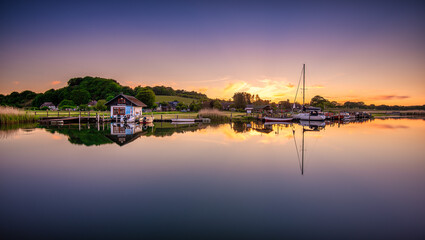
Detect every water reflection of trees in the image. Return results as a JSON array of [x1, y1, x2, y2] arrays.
[[230, 118, 376, 134], [41, 124, 114, 146], [36, 122, 210, 146], [0, 123, 37, 139]]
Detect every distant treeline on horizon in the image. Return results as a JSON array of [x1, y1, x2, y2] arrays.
[[0, 76, 424, 111], [0, 76, 208, 109]]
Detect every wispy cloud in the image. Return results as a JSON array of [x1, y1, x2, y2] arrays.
[[13, 81, 19, 85], [371, 124, 409, 129], [371, 95, 410, 100], [51, 81, 61, 85]]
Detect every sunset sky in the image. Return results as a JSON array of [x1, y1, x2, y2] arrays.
[[0, 0, 424, 105]]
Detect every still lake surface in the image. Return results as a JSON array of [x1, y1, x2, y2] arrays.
[[1, 118, 424, 239]]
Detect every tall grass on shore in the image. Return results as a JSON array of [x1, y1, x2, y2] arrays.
[[0, 107, 38, 124], [197, 109, 231, 123]]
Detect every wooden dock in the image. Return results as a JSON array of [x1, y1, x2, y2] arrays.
[[39, 116, 111, 125]]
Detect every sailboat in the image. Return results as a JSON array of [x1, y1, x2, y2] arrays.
[[292, 64, 326, 121]]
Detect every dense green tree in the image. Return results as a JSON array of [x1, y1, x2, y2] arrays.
[[233, 92, 252, 109], [122, 86, 135, 96], [310, 95, 330, 109], [176, 102, 188, 111], [106, 94, 115, 101], [95, 100, 107, 111], [210, 100, 222, 110], [136, 88, 156, 108], [189, 101, 202, 112], [71, 89, 91, 105], [152, 86, 176, 95], [58, 99, 76, 109], [79, 104, 89, 111]]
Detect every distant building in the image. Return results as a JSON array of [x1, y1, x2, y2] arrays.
[[40, 102, 57, 110], [253, 105, 273, 113], [105, 93, 147, 118], [221, 102, 232, 111], [156, 101, 179, 112], [168, 101, 179, 111], [87, 100, 97, 107], [245, 104, 254, 113]]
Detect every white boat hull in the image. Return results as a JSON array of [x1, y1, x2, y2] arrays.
[[263, 117, 293, 122], [299, 120, 326, 127], [264, 121, 292, 125], [171, 118, 195, 122], [293, 113, 326, 121]]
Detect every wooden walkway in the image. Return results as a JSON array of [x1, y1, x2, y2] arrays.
[[39, 116, 111, 125]]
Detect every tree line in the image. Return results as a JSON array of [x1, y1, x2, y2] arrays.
[[0, 76, 207, 110]]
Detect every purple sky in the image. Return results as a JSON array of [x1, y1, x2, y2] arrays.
[[1, 0, 424, 104]]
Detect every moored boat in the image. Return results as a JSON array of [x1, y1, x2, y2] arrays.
[[293, 112, 326, 121], [291, 65, 326, 121], [263, 116, 293, 122], [141, 116, 154, 123], [171, 118, 195, 122]]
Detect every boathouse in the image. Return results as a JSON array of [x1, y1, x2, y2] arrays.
[[105, 93, 147, 118]]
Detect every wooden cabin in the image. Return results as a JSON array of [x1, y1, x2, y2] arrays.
[[105, 93, 147, 118]]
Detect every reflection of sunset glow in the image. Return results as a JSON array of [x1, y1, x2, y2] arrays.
[[51, 135, 62, 140]]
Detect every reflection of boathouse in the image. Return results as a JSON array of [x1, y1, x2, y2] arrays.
[[106, 123, 147, 146]]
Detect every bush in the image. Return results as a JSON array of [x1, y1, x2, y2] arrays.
[[95, 100, 107, 111], [79, 104, 89, 111], [59, 99, 75, 108], [60, 105, 76, 110]]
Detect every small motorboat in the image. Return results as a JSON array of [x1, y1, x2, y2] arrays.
[[171, 118, 195, 122], [263, 116, 293, 122]]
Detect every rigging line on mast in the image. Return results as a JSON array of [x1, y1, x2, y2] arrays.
[[292, 66, 304, 113]]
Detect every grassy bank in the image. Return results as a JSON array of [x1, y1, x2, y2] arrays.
[[155, 96, 200, 105], [0, 107, 38, 124]]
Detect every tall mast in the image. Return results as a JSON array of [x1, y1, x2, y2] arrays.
[[303, 63, 305, 107]]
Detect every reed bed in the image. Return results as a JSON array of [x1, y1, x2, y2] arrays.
[[198, 109, 231, 123], [0, 107, 38, 124]]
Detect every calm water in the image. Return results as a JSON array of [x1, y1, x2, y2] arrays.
[[1, 118, 424, 239]]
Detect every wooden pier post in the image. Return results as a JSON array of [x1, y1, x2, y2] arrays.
[[58, 111, 59, 117], [161, 115, 163, 121], [47, 110, 48, 117], [35, 111, 37, 116], [69, 110, 70, 117]]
